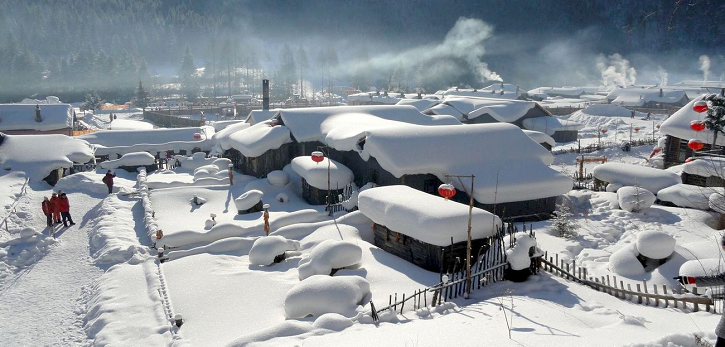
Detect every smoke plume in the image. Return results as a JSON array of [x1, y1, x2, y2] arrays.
[[699, 55, 711, 81], [657, 66, 668, 86], [596, 53, 637, 88]]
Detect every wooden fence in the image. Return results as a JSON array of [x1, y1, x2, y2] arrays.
[[0, 177, 29, 233], [540, 252, 722, 313], [553, 138, 657, 156]]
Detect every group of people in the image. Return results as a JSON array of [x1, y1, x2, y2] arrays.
[[41, 192, 75, 228]]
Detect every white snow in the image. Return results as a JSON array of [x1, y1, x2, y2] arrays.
[[298, 239, 362, 280], [98, 152, 155, 170], [522, 116, 584, 135], [592, 162, 680, 193], [249, 235, 301, 266], [522, 129, 556, 147], [234, 189, 263, 211], [609, 244, 645, 276], [0, 133, 95, 181], [290, 156, 354, 190], [81, 126, 215, 157], [358, 185, 501, 246], [659, 95, 725, 146], [0, 103, 72, 131], [442, 96, 537, 123], [283, 275, 371, 318], [108, 119, 154, 130], [227, 120, 292, 157], [267, 170, 289, 186], [608, 87, 687, 107], [395, 98, 440, 111], [635, 230, 675, 259], [657, 184, 722, 210], [617, 186, 656, 212], [683, 156, 725, 179], [506, 234, 538, 270]]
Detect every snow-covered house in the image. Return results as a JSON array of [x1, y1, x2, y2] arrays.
[[81, 126, 215, 161], [0, 103, 74, 135], [290, 156, 354, 206], [438, 83, 523, 100], [0, 133, 95, 185], [359, 185, 502, 272], [347, 91, 404, 105], [608, 87, 688, 108], [680, 156, 725, 187], [659, 96, 720, 168], [424, 96, 584, 142]]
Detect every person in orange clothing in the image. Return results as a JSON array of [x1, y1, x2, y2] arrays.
[[49, 192, 61, 224], [58, 193, 75, 227], [41, 196, 52, 227]]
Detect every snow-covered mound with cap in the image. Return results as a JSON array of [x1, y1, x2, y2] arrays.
[[636, 230, 675, 260], [298, 239, 362, 280], [234, 190, 263, 211], [249, 236, 301, 266], [592, 163, 680, 194], [99, 152, 155, 170], [617, 186, 656, 212], [506, 234, 539, 271], [284, 275, 371, 318]]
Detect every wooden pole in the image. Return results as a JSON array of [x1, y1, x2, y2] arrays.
[[465, 175, 475, 299]]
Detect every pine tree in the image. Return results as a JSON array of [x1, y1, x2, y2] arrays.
[[701, 93, 725, 149], [134, 81, 149, 109], [551, 202, 577, 239], [179, 47, 199, 102]]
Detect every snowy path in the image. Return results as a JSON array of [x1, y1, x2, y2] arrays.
[[0, 190, 104, 346]]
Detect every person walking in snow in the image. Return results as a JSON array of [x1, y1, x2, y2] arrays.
[[58, 193, 75, 227], [49, 192, 62, 224], [676, 234, 725, 347], [102, 170, 115, 194], [41, 196, 52, 227]]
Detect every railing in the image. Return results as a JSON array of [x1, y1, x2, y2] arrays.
[[0, 177, 30, 233]]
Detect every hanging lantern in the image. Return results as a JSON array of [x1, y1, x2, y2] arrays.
[[437, 183, 456, 200], [311, 151, 325, 163], [688, 139, 705, 151], [193, 132, 202, 141], [693, 101, 709, 113], [634, 127, 640, 133], [690, 120, 707, 132]]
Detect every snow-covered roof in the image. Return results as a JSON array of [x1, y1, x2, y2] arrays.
[[522, 130, 556, 147], [682, 156, 725, 179], [108, 119, 153, 131], [81, 126, 215, 157], [290, 156, 354, 190], [358, 185, 502, 246], [522, 116, 584, 135], [440, 84, 522, 100], [591, 163, 681, 193], [227, 121, 291, 157], [0, 133, 94, 181], [0, 104, 72, 131], [395, 99, 440, 111], [213, 122, 251, 152], [99, 152, 156, 170], [440, 96, 543, 123], [425, 104, 465, 119], [659, 95, 724, 145], [608, 88, 688, 106], [347, 92, 401, 104], [362, 123, 572, 203], [571, 104, 642, 118], [246, 109, 279, 125], [527, 87, 586, 98]]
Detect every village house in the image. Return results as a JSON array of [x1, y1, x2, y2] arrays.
[[659, 96, 722, 171], [607, 87, 689, 109], [0, 103, 75, 135]]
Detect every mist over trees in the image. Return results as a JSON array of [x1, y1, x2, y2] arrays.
[[0, 0, 722, 103]]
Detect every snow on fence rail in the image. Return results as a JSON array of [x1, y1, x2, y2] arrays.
[[0, 177, 29, 233], [552, 138, 657, 156], [539, 251, 723, 313]]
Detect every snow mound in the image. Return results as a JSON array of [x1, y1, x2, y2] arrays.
[[606, 183, 623, 193], [290, 156, 354, 190], [710, 193, 725, 214], [249, 236, 301, 266], [0, 228, 56, 274], [227, 321, 312, 347], [617, 186, 656, 212], [234, 190, 263, 211], [89, 195, 149, 265], [312, 313, 354, 331], [636, 230, 675, 259], [284, 275, 371, 318], [609, 244, 645, 277], [298, 239, 362, 280], [99, 152, 155, 170], [0, 133, 94, 181], [108, 119, 153, 130], [506, 234, 538, 271], [267, 170, 289, 187], [657, 184, 722, 210], [682, 156, 725, 179], [212, 158, 232, 171], [176, 152, 212, 170], [592, 163, 680, 194], [193, 164, 220, 176]]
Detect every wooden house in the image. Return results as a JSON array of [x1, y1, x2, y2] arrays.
[[659, 96, 723, 169], [0, 103, 74, 135]]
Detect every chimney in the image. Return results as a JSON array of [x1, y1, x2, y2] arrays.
[[659, 88, 663, 97], [262, 79, 270, 111]]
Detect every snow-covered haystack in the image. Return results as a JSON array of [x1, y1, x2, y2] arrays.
[[99, 152, 156, 170], [657, 184, 722, 210], [636, 230, 675, 260], [609, 244, 645, 276], [267, 170, 289, 187], [234, 190, 263, 212], [617, 186, 656, 212], [249, 236, 301, 266], [592, 163, 680, 194], [298, 239, 362, 280], [284, 275, 371, 318], [290, 156, 354, 190]]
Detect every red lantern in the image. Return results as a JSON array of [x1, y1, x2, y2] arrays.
[[688, 139, 705, 151], [193, 132, 202, 141], [634, 127, 640, 133], [438, 183, 456, 200], [690, 120, 706, 132], [600, 128, 608, 134], [311, 151, 325, 163], [693, 101, 709, 113]]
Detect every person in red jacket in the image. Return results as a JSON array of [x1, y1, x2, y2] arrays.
[[41, 196, 52, 227], [58, 192, 75, 227], [102, 170, 115, 194], [49, 192, 61, 224]]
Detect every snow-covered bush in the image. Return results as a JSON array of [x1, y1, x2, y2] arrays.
[[636, 230, 675, 260], [234, 190, 263, 212], [249, 236, 301, 266], [267, 170, 289, 187], [609, 244, 645, 276], [284, 275, 371, 318], [617, 186, 655, 212], [551, 202, 577, 239], [298, 240, 363, 280]]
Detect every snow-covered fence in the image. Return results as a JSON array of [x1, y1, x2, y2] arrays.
[[552, 138, 657, 156], [539, 251, 722, 314], [325, 184, 356, 214], [0, 177, 29, 233]]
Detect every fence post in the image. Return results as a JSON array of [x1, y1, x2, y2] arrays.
[[692, 287, 700, 312], [652, 286, 659, 307], [400, 293, 405, 314], [643, 281, 650, 305], [636, 284, 643, 304], [662, 285, 668, 308]]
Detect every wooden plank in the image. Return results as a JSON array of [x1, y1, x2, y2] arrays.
[[693, 287, 699, 312], [643, 281, 649, 305], [653, 285, 659, 307], [628, 284, 633, 302], [620, 281, 626, 299], [662, 285, 668, 308], [636, 284, 642, 304]]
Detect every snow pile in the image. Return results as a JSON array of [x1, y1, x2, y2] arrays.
[[312, 313, 354, 331], [0, 103, 72, 131], [506, 234, 538, 270], [267, 170, 288, 187], [0, 133, 95, 181], [636, 230, 675, 259], [709, 193, 725, 214], [358, 185, 501, 246], [234, 190, 263, 211], [592, 163, 680, 194], [0, 228, 56, 278], [657, 184, 722, 210], [617, 186, 656, 212], [175, 152, 212, 170], [362, 123, 572, 203], [396, 98, 440, 111], [609, 244, 645, 276], [679, 258, 725, 281], [81, 126, 214, 157], [193, 164, 220, 176], [108, 119, 153, 130], [298, 239, 362, 280], [99, 152, 155, 170], [211, 122, 250, 150], [284, 275, 371, 318], [249, 235, 301, 266], [682, 156, 725, 179], [290, 156, 354, 190], [88, 195, 149, 265], [606, 183, 623, 193]]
